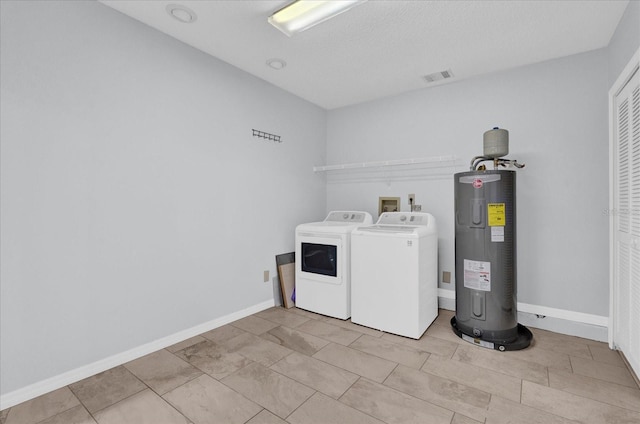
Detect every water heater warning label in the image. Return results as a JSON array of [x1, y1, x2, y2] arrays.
[[487, 203, 506, 226], [491, 226, 504, 242], [464, 259, 491, 291]]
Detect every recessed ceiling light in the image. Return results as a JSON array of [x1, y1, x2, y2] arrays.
[[166, 4, 197, 23], [266, 58, 287, 70]]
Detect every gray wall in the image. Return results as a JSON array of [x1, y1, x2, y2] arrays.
[[326, 48, 610, 317], [607, 0, 640, 86], [0, 1, 325, 395], [324, 0, 639, 320]]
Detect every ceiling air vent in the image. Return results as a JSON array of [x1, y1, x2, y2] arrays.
[[423, 69, 454, 83]]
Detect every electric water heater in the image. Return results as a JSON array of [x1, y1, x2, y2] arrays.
[[451, 128, 532, 351]]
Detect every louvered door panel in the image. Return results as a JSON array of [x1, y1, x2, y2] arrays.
[[632, 86, 640, 238], [619, 96, 630, 234], [615, 67, 640, 378], [629, 83, 640, 370], [617, 91, 631, 353], [631, 247, 640, 365], [618, 242, 631, 352]]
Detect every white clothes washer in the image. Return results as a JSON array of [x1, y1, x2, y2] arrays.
[[351, 212, 438, 339], [295, 211, 373, 319]]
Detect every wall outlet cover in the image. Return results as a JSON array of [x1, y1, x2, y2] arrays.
[[442, 271, 451, 283]]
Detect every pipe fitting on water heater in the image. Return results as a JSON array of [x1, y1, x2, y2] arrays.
[[483, 127, 509, 158], [469, 128, 525, 171]]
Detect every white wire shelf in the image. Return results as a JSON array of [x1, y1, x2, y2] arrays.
[[313, 155, 459, 172]]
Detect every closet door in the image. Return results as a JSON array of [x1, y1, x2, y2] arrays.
[[612, 62, 640, 377]]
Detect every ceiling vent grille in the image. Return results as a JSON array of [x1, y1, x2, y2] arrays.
[[423, 69, 454, 83]]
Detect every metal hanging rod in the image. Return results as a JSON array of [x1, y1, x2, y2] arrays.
[[252, 129, 282, 143], [313, 155, 459, 172]]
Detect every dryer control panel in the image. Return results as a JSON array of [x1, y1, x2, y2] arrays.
[[325, 211, 372, 223]]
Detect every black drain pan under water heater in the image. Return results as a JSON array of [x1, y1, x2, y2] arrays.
[[451, 128, 532, 351]]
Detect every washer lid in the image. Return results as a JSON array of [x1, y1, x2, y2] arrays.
[[353, 226, 432, 237], [296, 211, 373, 233], [297, 221, 363, 234], [357, 225, 420, 233]]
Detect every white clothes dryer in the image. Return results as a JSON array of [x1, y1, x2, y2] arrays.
[[295, 211, 373, 319], [351, 212, 438, 339]]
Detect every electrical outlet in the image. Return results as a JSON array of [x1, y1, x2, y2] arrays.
[[442, 271, 451, 283], [408, 193, 415, 205], [263, 270, 269, 282]]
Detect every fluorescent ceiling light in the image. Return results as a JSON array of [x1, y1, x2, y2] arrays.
[[268, 0, 367, 37]]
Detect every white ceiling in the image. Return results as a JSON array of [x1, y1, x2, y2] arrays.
[[99, 0, 629, 110]]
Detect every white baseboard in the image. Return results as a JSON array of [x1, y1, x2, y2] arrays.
[[437, 288, 456, 310], [437, 288, 608, 342], [0, 299, 275, 411], [2, 292, 611, 410]]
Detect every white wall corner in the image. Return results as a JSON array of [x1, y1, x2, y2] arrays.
[[0, 299, 275, 410]]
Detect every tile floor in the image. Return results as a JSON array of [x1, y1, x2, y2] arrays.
[[2, 308, 639, 424]]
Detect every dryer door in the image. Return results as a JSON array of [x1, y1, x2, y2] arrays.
[[296, 233, 344, 285]]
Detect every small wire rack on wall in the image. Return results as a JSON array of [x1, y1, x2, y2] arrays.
[[252, 129, 282, 143]]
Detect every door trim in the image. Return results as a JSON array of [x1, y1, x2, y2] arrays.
[[609, 47, 640, 348]]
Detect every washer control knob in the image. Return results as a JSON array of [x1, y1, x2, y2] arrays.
[[343, 213, 349, 219], [400, 215, 407, 222]]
